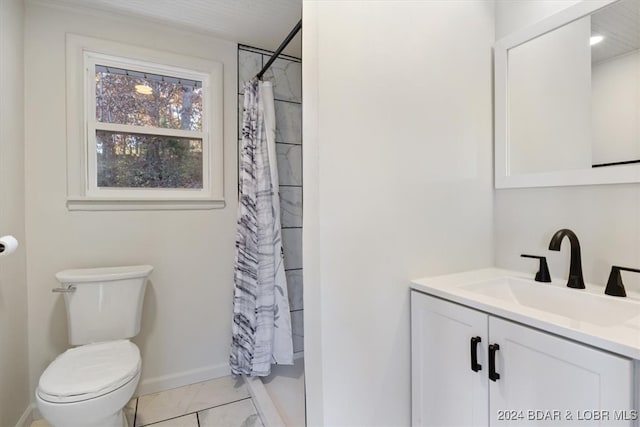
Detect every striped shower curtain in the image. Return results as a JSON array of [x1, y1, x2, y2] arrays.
[[230, 80, 293, 376]]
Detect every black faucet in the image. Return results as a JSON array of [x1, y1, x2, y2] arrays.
[[605, 266, 640, 297], [548, 229, 585, 289]]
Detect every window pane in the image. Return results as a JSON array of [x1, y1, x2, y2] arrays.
[[95, 65, 203, 131], [96, 130, 203, 189]]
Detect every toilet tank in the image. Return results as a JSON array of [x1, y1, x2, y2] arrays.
[[55, 265, 153, 345]]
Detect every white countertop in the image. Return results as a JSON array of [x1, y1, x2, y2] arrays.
[[410, 268, 640, 360]]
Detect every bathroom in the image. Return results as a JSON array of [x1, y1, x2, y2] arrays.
[[1, 0, 639, 426]]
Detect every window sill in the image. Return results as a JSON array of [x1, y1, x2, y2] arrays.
[[67, 197, 226, 211]]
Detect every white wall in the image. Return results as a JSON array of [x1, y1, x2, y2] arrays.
[[24, 1, 238, 397], [495, 0, 581, 39], [0, 0, 30, 424], [592, 50, 640, 165], [495, 1, 640, 293], [303, 1, 495, 425]]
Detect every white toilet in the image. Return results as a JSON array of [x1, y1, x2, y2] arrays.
[[36, 265, 153, 427]]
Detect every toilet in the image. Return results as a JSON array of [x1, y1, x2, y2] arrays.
[[36, 265, 153, 427]]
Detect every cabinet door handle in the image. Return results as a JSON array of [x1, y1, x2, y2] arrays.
[[470, 336, 482, 372], [489, 343, 500, 381]]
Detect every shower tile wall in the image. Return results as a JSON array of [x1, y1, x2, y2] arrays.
[[238, 46, 303, 353]]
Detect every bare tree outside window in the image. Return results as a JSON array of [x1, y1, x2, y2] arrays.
[[95, 65, 204, 188]]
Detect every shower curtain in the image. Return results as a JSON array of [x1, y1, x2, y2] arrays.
[[231, 80, 293, 377]]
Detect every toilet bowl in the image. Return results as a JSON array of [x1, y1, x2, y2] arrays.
[[36, 340, 141, 427], [36, 265, 153, 427]]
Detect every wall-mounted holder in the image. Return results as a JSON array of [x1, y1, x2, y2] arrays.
[[605, 266, 640, 297], [0, 235, 18, 257], [521, 254, 551, 282]]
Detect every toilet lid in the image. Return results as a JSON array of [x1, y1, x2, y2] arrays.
[[38, 340, 140, 403]]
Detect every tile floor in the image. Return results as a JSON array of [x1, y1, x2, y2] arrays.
[[31, 376, 263, 427]]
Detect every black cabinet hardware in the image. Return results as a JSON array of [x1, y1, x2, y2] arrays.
[[489, 343, 500, 382], [470, 336, 482, 372], [521, 254, 551, 282], [605, 266, 640, 297]]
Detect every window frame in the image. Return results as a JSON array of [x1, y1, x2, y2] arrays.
[[66, 34, 224, 210]]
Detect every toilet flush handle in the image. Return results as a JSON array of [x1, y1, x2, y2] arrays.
[[52, 285, 76, 293]]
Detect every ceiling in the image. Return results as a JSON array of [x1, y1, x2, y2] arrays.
[[45, 0, 303, 57], [591, 0, 640, 64]]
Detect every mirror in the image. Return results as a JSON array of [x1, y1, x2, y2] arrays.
[[494, 0, 640, 188]]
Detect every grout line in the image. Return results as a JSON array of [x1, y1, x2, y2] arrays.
[[133, 397, 138, 427], [273, 98, 303, 105], [138, 413, 193, 427], [196, 411, 200, 427], [137, 397, 253, 427], [198, 396, 253, 414]]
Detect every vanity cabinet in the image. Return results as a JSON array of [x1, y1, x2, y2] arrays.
[[411, 291, 634, 426], [411, 291, 488, 426]]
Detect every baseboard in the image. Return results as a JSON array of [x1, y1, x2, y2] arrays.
[[14, 404, 35, 427], [135, 363, 230, 396]]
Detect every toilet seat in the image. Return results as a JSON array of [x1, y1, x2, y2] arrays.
[[38, 340, 141, 404]]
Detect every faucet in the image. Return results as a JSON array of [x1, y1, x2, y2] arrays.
[[548, 229, 585, 289]]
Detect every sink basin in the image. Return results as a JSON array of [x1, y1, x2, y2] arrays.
[[459, 276, 640, 327], [411, 268, 640, 359]]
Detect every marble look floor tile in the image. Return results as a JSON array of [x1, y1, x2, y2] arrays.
[[276, 144, 302, 186], [125, 397, 137, 427], [282, 228, 302, 270], [30, 419, 51, 427], [279, 186, 302, 228], [198, 398, 263, 427], [285, 269, 303, 311], [143, 413, 198, 427], [135, 376, 249, 427], [238, 50, 262, 91], [274, 101, 301, 144]]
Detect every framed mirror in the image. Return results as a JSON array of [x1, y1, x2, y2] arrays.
[[494, 0, 640, 188]]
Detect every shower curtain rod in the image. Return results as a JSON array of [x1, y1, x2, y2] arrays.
[[256, 19, 302, 80]]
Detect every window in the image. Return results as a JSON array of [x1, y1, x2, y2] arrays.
[[66, 35, 224, 210], [89, 56, 207, 192]]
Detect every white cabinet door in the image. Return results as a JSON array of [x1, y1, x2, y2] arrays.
[[411, 291, 489, 426], [489, 317, 634, 427]]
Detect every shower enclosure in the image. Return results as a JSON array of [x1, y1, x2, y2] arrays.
[[237, 42, 304, 426]]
